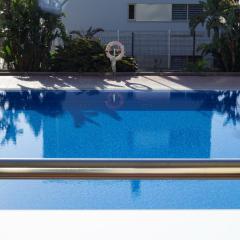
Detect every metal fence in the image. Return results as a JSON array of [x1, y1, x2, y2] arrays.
[[97, 30, 212, 71], [0, 30, 212, 71]]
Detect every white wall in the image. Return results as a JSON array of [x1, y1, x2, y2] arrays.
[[62, 0, 202, 32]]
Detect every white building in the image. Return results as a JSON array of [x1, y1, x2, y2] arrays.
[[61, 0, 209, 70], [63, 0, 203, 32]]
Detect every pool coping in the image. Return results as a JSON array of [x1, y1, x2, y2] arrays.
[[1, 71, 240, 76], [1, 73, 240, 91]]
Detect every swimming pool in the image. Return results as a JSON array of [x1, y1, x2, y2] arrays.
[[0, 90, 239, 159], [1, 179, 240, 209], [1, 90, 240, 209]]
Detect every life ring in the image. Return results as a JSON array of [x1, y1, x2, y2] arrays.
[[105, 41, 125, 61]]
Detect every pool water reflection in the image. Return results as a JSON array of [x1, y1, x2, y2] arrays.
[[1, 180, 240, 209], [0, 90, 240, 159]]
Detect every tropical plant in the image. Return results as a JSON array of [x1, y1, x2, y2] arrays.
[[0, 0, 66, 71], [189, 0, 235, 38], [117, 57, 138, 72], [51, 37, 109, 72], [186, 58, 209, 72], [51, 34, 138, 72], [70, 27, 104, 39], [189, 0, 240, 71]]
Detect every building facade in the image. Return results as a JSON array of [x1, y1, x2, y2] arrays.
[[62, 0, 208, 70], [63, 0, 203, 32]]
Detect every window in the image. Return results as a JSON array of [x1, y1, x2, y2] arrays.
[[172, 4, 202, 21], [172, 4, 188, 20], [128, 4, 135, 20], [134, 4, 172, 21], [129, 3, 202, 22], [188, 4, 203, 19]]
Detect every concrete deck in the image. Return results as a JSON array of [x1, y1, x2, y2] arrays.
[[0, 74, 240, 90]]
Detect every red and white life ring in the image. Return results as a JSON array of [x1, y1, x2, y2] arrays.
[[105, 41, 125, 61]]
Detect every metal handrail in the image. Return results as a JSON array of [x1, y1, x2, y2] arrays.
[[1, 159, 240, 179]]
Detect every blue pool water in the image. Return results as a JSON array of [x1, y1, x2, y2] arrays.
[[1, 180, 240, 209], [0, 90, 240, 159], [1, 90, 240, 210]]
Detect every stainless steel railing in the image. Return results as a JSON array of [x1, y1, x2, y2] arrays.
[[1, 159, 240, 179]]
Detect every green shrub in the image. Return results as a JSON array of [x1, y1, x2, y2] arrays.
[[186, 59, 209, 72], [0, 0, 65, 71], [117, 57, 138, 72], [51, 36, 138, 72]]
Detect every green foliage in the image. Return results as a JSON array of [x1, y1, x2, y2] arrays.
[[51, 37, 108, 72], [186, 58, 209, 72], [70, 27, 104, 39], [0, 0, 66, 71], [51, 35, 138, 72], [189, 0, 235, 37], [189, 0, 240, 71], [0, 1, 136, 72], [116, 57, 138, 72]]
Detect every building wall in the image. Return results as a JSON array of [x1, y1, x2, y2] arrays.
[[63, 0, 203, 32], [42, 91, 212, 158]]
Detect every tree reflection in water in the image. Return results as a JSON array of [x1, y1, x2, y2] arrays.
[[190, 90, 240, 126], [1, 90, 240, 146], [213, 91, 240, 126], [0, 90, 66, 145], [0, 90, 123, 145], [0, 103, 22, 145]]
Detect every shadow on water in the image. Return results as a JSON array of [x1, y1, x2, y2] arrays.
[[0, 91, 65, 145], [0, 90, 240, 197], [0, 90, 124, 145], [1, 90, 240, 146], [194, 91, 240, 126], [131, 180, 141, 198], [212, 91, 240, 126]]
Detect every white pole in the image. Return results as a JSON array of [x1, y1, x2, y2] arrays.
[[168, 29, 171, 69], [117, 29, 120, 42]]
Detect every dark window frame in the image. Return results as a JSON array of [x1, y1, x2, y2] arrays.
[[188, 4, 203, 19], [128, 4, 136, 20], [172, 4, 202, 21], [172, 4, 188, 21]]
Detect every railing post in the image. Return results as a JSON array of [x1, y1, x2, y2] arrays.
[[117, 29, 120, 41], [192, 30, 196, 63], [131, 32, 135, 57], [168, 29, 171, 69]]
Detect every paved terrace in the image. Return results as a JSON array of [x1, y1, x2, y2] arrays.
[[0, 74, 240, 90]]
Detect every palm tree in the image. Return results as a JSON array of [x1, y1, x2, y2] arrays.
[[70, 27, 104, 39], [189, 0, 240, 71], [0, 0, 66, 71], [220, 8, 240, 70], [189, 0, 236, 38]]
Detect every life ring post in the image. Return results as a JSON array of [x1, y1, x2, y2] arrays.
[[105, 41, 125, 81]]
